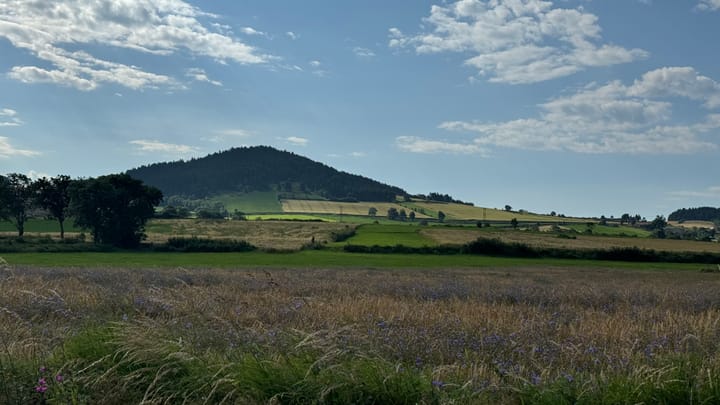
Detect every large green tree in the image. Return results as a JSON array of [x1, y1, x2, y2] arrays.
[[0, 173, 34, 237], [70, 174, 162, 247], [33, 175, 72, 239]]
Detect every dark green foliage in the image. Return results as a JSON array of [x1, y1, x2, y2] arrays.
[[70, 174, 162, 248], [155, 205, 190, 219], [33, 175, 72, 239], [387, 207, 399, 220], [196, 208, 227, 219], [669, 206, 720, 222], [159, 237, 255, 252], [414, 192, 473, 205], [126, 146, 407, 202], [343, 237, 720, 264], [0, 173, 34, 237], [438, 210, 446, 223], [330, 226, 356, 242]]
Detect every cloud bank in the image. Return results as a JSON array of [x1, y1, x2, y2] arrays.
[[0, 0, 273, 91], [389, 0, 647, 84], [400, 67, 720, 155]]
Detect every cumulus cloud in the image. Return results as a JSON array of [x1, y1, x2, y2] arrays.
[[406, 67, 720, 155], [185, 68, 222, 86], [284, 136, 308, 146], [0, 108, 22, 127], [286, 31, 299, 40], [389, 0, 647, 84], [0, 137, 40, 158], [0, 0, 273, 91], [697, 0, 720, 11], [130, 139, 198, 154]]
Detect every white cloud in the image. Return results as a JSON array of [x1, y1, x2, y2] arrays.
[[27, 170, 50, 180], [697, 0, 720, 11], [668, 186, 720, 198], [350, 151, 367, 158], [353, 47, 376, 58], [0, 0, 274, 91], [0, 137, 40, 158], [396, 136, 488, 155], [309, 60, 321, 67], [130, 139, 198, 154], [286, 31, 299, 40], [185, 68, 222, 86], [203, 129, 254, 143], [389, 0, 647, 84], [628, 67, 720, 109], [0, 108, 22, 127], [240, 26, 265, 36], [284, 136, 308, 146], [409, 67, 720, 155]]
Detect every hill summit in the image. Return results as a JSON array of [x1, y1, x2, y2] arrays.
[[126, 146, 407, 202]]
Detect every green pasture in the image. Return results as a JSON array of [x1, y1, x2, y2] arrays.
[[565, 223, 652, 237], [0, 219, 82, 233], [0, 250, 704, 271], [211, 191, 282, 213]]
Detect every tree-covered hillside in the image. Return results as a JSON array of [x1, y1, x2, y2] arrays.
[[668, 207, 720, 222], [126, 146, 407, 202]]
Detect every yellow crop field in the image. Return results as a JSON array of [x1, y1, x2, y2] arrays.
[[281, 199, 432, 218], [406, 201, 586, 222]]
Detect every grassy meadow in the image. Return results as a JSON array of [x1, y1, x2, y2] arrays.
[[2, 261, 720, 404]]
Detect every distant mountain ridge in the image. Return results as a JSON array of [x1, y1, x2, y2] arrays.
[[126, 146, 407, 202]]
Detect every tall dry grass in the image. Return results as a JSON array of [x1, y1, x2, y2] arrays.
[[2, 261, 720, 403]]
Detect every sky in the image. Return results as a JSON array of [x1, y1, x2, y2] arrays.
[[1, 0, 719, 218]]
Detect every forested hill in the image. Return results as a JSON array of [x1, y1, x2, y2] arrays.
[[668, 207, 720, 222], [126, 146, 407, 202]]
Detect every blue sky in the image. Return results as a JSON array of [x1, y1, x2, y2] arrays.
[[1, 0, 719, 218]]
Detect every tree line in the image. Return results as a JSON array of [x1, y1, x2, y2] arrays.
[[0, 173, 161, 247], [668, 207, 720, 222]]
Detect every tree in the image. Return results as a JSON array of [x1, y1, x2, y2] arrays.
[[510, 218, 518, 229], [0, 173, 34, 237], [70, 174, 162, 247], [387, 207, 399, 220], [399, 209, 407, 221], [620, 213, 631, 225], [33, 175, 72, 239], [368, 207, 377, 217], [650, 215, 667, 239], [409, 211, 416, 222], [438, 210, 446, 223], [504, 205, 512, 212]]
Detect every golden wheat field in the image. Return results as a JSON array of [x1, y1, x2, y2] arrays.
[[2, 261, 720, 403], [422, 228, 720, 253]]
